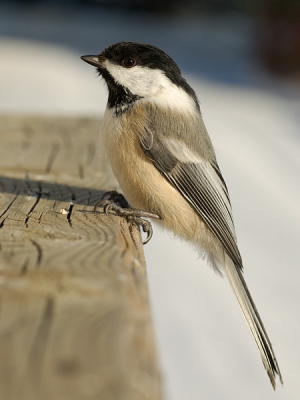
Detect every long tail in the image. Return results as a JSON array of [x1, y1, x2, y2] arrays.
[[223, 256, 283, 389]]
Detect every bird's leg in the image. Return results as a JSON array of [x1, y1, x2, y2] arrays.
[[94, 190, 160, 244]]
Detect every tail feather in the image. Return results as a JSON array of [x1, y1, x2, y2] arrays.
[[224, 256, 283, 389]]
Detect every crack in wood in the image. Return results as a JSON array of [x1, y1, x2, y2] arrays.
[[45, 143, 59, 174], [0, 194, 19, 220], [30, 239, 42, 268], [66, 186, 76, 227], [24, 193, 42, 227], [0, 177, 104, 207], [20, 257, 29, 275], [67, 201, 75, 227], [0, 217, 6, 229], [28, 296, 55, 386], [38, 211, 44, 223]]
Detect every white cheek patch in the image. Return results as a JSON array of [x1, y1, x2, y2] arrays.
[[103, 60, 196, 114], [103, 60, 150, 95]]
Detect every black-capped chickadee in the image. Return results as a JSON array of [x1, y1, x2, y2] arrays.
[[81, 42, 282, 388]]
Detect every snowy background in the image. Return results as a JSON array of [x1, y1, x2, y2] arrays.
[[1, 2, 299, 399]]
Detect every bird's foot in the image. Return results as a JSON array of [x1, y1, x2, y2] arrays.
[[94, 191, 160, 244]]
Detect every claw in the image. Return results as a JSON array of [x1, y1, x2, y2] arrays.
[[142, 223, 153, 245], [103, 202, 112, 215], [93, 191, 160, 244]]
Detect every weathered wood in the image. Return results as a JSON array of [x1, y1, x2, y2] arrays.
[[0, 115, 162, 400]]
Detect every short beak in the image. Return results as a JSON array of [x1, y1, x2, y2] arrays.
[[81, 55, 105, 68]]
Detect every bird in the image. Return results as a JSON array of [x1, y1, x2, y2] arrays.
[[81, 41, 283, 388]]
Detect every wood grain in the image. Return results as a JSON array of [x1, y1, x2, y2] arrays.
[[0, 115, 162, 400]]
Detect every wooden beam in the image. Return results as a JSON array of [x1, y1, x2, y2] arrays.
[[0, 115, 162, 400]]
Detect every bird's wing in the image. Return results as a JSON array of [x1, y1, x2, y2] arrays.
[[140, 123, 243, 269], [140, 117, 283, 388]]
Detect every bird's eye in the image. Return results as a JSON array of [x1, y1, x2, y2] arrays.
[[122, 58, 136, 68]]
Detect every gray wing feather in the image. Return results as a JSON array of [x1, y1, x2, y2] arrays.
[[141, 126, 243, 269]]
